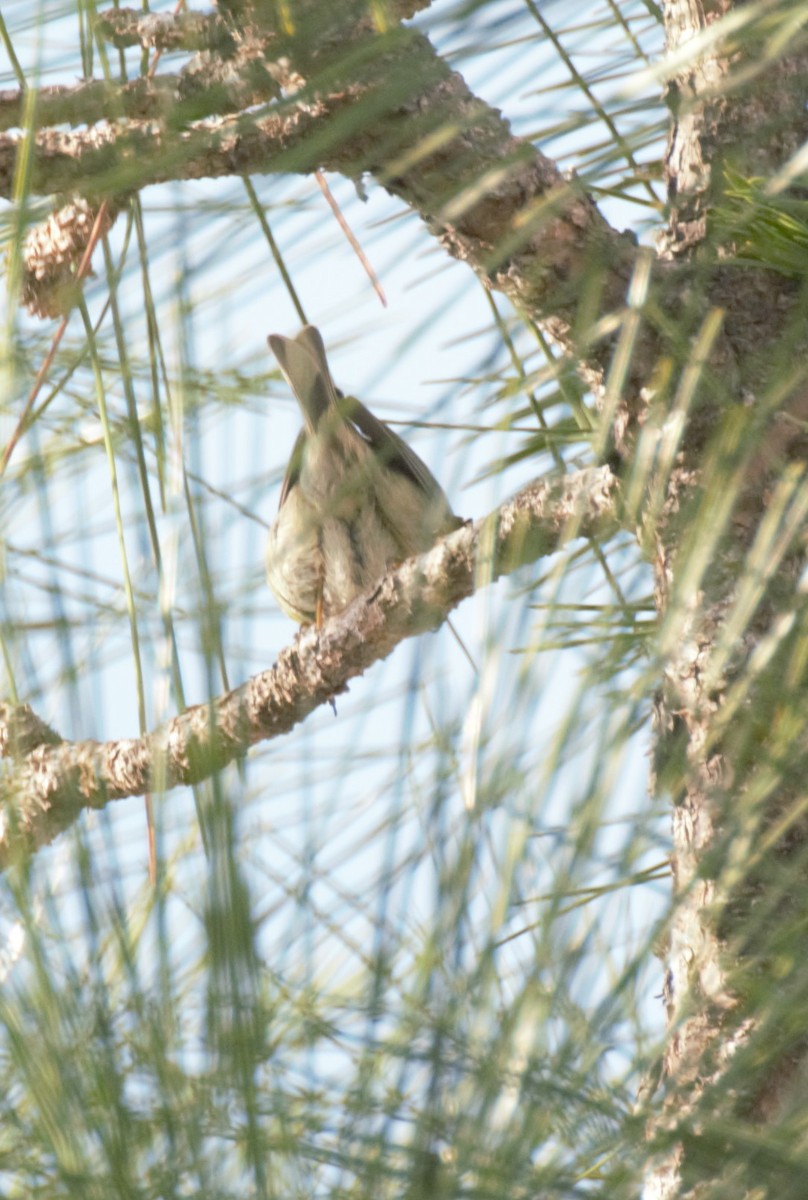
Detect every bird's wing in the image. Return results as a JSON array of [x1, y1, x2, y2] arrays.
[[337, 392, 449, 504], [277, 428, 307, 511]]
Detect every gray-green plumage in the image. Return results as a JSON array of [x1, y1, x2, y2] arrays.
[[266, 325, 461, 624]]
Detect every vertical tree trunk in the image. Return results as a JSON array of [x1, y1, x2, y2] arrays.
[[646, 3, 808, 1195]]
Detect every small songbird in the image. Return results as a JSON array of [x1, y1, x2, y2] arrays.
[[266, 325, 462, 626]]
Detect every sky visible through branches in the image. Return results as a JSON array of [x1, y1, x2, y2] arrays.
[[0, 1, 670, 1191]]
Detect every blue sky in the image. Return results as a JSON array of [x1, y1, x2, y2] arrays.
[[0, 0, 668, 1151]]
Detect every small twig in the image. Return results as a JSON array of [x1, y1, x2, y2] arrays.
[[315, 169, 387, 308]]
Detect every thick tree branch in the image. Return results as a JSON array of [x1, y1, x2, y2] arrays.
[[644, 4, 808, 1197], [95, 2, 432, 48], [0, 5, 641, 410], [0, 66, 280, 133], [95, 8, 233, 52], [0, 468, 619, 868]]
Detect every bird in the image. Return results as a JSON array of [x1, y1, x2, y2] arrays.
[[265, 325, 462, 626]]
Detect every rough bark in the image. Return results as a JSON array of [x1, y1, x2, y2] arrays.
[[644, 3, 808, 1197]]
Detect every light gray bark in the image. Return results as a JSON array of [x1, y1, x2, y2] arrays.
[[0, 470, 618, 867]]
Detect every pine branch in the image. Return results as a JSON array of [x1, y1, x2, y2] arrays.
[[0, 4, 639, 386], [0, 467, 619, 868]]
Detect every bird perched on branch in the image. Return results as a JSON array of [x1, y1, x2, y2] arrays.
[[266, 325, 462, 626]]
